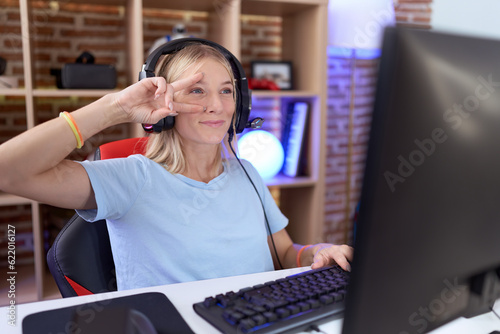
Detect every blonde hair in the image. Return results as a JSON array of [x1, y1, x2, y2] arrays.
[[145, 43, 237, 175]]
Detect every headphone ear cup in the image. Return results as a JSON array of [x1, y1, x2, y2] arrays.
[[148, 116, 175, 133], [234, 76, 250, 135], [233, 87, 242, 132], [163, 115, 175, 131]]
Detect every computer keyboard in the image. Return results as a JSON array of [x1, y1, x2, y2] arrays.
[[193, 265, 349, 334]]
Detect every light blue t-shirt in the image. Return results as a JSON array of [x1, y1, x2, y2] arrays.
[[77, 155, 288, 291]]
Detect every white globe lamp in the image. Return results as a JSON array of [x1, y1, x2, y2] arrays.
[[238, 130, 285, 180]]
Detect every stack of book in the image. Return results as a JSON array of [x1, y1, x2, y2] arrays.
[[281, 101, 309, 177]]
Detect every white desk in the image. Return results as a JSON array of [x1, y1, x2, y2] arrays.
[[1, 267, 499, 334]]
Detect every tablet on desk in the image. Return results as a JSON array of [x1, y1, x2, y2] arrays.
[[22, 292, 194, 334]]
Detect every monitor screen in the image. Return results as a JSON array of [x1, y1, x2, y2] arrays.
[[342, 27, 500, 334]]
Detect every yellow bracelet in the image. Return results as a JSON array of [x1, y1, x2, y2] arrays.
[[59, 111, 83, 148], [297, 244, 312, 267]]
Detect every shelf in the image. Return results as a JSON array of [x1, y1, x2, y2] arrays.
[[143, 0, 218, 11], [33, 89, 118, 98], [61, 0, 327, 16], [9, 89, 317, 99], [242, 0, 327, 16], [252, 90, 318, 98], [0, 193, 34, 206], [0, 89, 27, 96], [31, 89, 315, 99], [64, 0, 222, 12], [0, 88, 117, 98], [57, 0, 126, 6], [265, 174, 316, 188]]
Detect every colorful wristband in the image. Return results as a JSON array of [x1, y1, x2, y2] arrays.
[[60, 111, 83, 149], [297, 244, 312, 267]]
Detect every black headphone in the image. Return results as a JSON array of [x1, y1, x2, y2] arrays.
[[139, 37, 262, 138]]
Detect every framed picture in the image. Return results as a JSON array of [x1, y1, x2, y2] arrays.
[[251, 61, 293, 90]]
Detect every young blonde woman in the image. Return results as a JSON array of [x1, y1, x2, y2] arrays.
[[0, 42, 353, 291]]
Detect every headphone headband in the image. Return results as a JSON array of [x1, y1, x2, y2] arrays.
[[139, 38, 252, 135]]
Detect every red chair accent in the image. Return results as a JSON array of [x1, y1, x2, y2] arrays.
[[97, 137, 148, 160], [64, 275, 93, 296]]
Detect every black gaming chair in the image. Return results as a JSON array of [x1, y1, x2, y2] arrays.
[[47, 137, 148, 297]]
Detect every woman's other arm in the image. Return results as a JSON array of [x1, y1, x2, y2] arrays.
[[268, 229, 353, 272]]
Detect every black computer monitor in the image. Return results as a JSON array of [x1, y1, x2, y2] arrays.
[[342, 27, 500, 334]]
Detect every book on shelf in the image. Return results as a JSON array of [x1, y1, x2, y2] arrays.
[[281, 101, 309, 177]]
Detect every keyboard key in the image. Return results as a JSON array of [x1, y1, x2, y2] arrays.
[[221, 298, 234, 308], [216, 295, 235, 308], [262, 301, 277, 311], [297, 301, 311, 312], [237, 287, 253, 296], [250, 305, 266, 313], [240, 308, 257, 317], [320, 295, 334, 305], [307, 299, 321, 309], [223, 310, 244, 324], [330, 292, 343, 302], [252, 314, 266, 326], [225, 291, 238, 300], [263, 311, 278, 322], [276, 308, 291, 319], [203, 297, 216, 308], [273, 299, 288, 308], [286, 305, 301, 315], [295, 294, 308, 302], [238, 318, 256, 331]]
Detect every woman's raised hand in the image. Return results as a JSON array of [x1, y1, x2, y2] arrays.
[[112, 72, 205, 124]]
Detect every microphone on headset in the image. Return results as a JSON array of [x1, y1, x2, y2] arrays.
[[227, 117, 264, 143], [247, 117, 264, 129]]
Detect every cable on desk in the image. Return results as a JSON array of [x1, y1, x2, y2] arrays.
[[490, 306, 500, 321], [309, 324, 328, 334]]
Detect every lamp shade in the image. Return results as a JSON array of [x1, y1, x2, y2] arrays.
[[328, 0, 395, 49], [238, 130, 285, 180]]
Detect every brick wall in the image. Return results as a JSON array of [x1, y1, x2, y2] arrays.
[[0, 1, 130, 151], [324, 0, 433, 245], [325, 56, 378, 245], [394, 0, 433, 28]]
